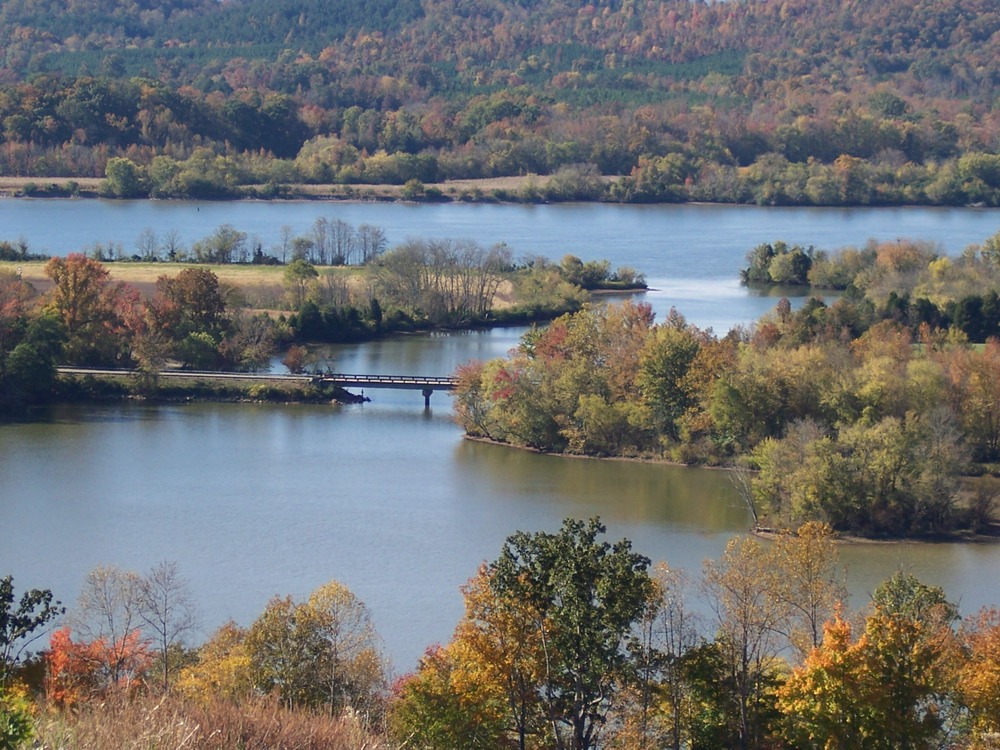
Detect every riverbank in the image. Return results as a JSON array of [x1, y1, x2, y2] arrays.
[[52, 368, 369, 406]]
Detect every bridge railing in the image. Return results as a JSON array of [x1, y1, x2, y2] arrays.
[[319, 373, 458, 389]]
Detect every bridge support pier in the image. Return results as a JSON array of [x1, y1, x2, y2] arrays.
[[422, 388, 434, 408]]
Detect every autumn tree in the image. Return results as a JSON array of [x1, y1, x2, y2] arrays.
[[245, 580, 386, 717], [305, 580, 386, 720], [153, 267, 227, 337], [57, 565, 152, 698], [245, 594, 322, 708], [175, 621, 253, 704], [44, 254, 136, 366], [0, 680, 34, 750], [0, 269, 34, 354], [490, 517, 654, 750], [702, 536, 787, 750], [45, 626, 152, 707], [778, 601, 956, 750], [151, 267, 229, 368], [390, 643, 508, 750], [955, 608, 1000, 744], [768, 523, 846, 660], [450, 565, 549, 750], [623, 563, 703, 750]]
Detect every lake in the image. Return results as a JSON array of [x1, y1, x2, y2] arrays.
[[2, 199, 1000, 672]]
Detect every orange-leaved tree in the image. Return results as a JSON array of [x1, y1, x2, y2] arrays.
[[45, 626, 152, 707], [778, 573, 958, 750], [955, 607, 1000, 743]]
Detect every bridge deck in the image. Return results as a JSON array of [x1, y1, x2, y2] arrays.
[[320, 373, 457, 391]]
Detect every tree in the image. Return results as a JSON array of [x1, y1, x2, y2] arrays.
[[154, 268, 227, 336], [637, 321, 701, 440], [191, 224, 247, 264], [245, 595, 320, 708], [871, 571, 958, 627], [768, 523, 846, 660], [955, 608, 1000, 743], [0, 270, 34, 354], [103, 157, 147, 198], [626, 563, 703, 750], [45, 626, 152, 707], [44, 254, 134, 365], [777, 613, 872, 749], [245, 581, 386, 716], [452, 565, 549, 750], [702, 536, 787, 750], [1, 297, 65, 411], [490, 517, 654, 750], [137, 561, 198, 693], [0, 681, 34, 750], [175, 621, 252, 704], [283, 259, 318, 310], [0, 576, 64, 687], [306, 580, 386, 718], [778, 605, 955, 750], [64, 566, 152, 694], [390, 643, 508, 750]]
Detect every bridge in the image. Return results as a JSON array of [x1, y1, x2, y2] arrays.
[[317, 373, 458, 406], [57, 367, 458, 406]]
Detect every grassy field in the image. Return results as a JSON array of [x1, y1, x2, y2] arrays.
[[0, 259, 517, 310], [1, 259, 313, 302]]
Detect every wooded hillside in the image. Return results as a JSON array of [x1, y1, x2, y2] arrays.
[[2, 0, 999, 204]]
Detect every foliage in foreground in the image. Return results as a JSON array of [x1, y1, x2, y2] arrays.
[[12, 520, 1000, 749]]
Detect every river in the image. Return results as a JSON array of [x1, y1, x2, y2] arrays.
[[1, 199, 1000, 672]]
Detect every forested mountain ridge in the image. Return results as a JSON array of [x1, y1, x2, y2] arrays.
[[2, 0, 1000, 205], [5, 0, 997, 102]]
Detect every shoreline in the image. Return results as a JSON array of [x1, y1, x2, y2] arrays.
[[0, 176, 994, 209]]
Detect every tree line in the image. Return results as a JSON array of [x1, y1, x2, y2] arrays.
[[5, 520, 1000, 749]]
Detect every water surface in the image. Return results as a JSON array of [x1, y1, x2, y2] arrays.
[[3, 200, 1000, 670]]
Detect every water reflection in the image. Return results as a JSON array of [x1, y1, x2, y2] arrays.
[[454, 440, 748, 531]]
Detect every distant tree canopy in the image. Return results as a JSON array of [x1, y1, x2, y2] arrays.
[[0, 0, 999, 205]]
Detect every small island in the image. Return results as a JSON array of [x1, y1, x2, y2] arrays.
[[454, 229, 1000, 541]]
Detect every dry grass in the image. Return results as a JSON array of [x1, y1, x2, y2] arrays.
[[0, 260, 337, 303], [0, 261, 520, 311], [33, 695, 390, 750]]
